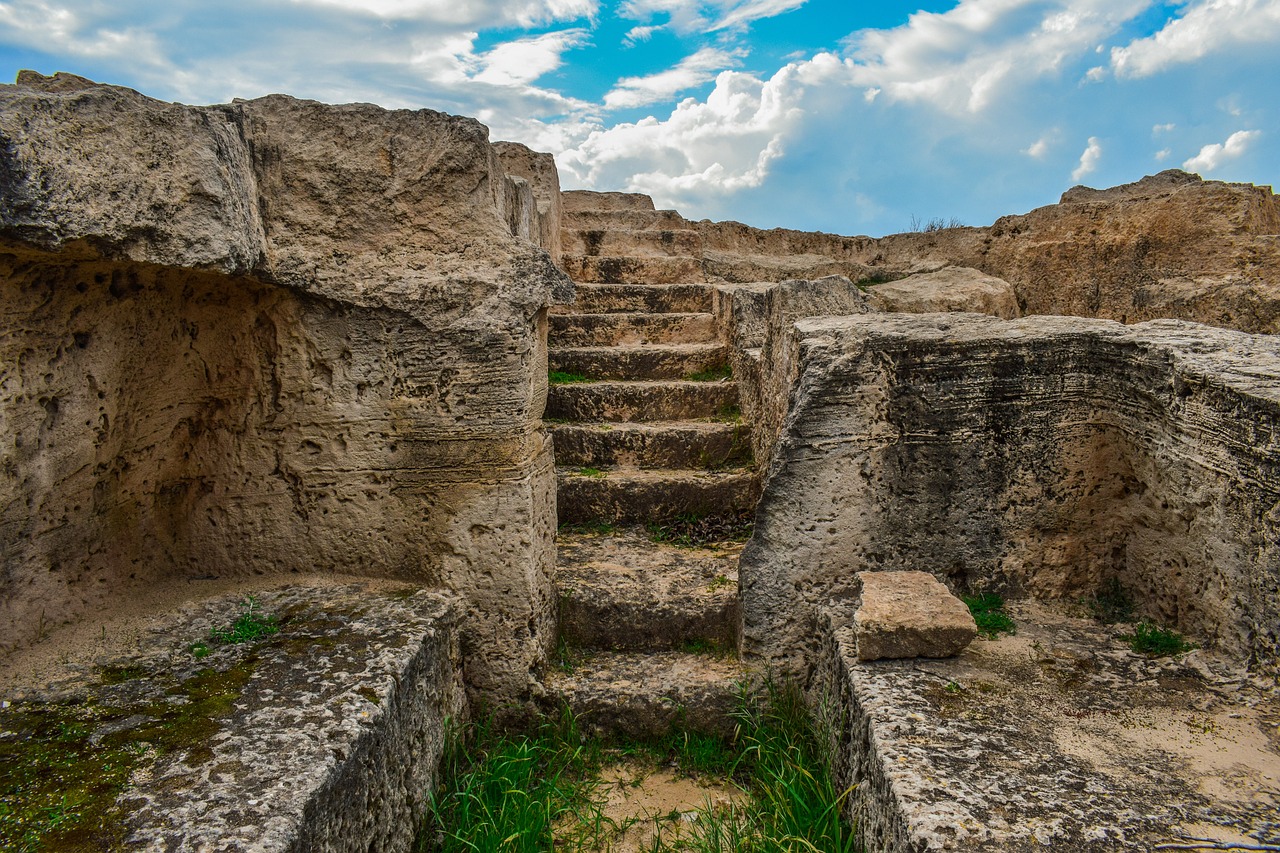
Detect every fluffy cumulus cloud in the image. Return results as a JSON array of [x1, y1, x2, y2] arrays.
[[842, 0, 1152, 113], [1183, 129, 1261, 173], [1072, 136, 1102, 181], [603, 46, 745, 109], [1111, 0, 1280, 78], [473, 29, 590, 86]]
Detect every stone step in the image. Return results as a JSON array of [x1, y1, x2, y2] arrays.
[[562, 254, 704, 284], [542, 651, 744, 739], [556, 467, 759, 524], [562, 190, 657, 214], [553, 283, 715, 315], [556, 526, 739, 653], [549, 312, 718, 347], [550, 343, 729, 381], [546, 380, 740, 423], [562, 227, 703, 259], [551, 421, 751, 469], [561, 208, 689, 232]]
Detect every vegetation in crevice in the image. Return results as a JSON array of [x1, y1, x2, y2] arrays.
[[419, 683, 857, 852], [963, 593, 1016, 638], [1121, 622, 1195, 657]]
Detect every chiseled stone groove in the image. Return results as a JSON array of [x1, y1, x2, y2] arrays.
[[550, 421, 751, 469], [550, 342, 729, 381], [556, 467, 759, 524], [551, 282, 715, 315], [740, 313, 1280, 680], [548, 311, 718, 347]]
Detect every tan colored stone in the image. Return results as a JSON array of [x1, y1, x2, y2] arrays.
[[852, 571, 977, 661], [866, 266, 1019, 319], [0, 72, 568, 708]]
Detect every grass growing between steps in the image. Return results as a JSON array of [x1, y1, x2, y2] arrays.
[[419, 684, 857, 852], [551, 370, 596, 385]]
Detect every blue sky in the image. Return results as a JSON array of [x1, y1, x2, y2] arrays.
[[1, 0, 1276, 236]]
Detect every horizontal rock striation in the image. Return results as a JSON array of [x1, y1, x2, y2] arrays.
[[740, 313, 1280, 680], [0, 72, 569, 706]]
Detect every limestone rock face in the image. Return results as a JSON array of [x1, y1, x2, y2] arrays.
[[974, 171, 1280, 331], [850, 571, 977, 661], [0, 72, 569, 707], [866, 267, 1018, 319], [739, 313, 1280, 680]]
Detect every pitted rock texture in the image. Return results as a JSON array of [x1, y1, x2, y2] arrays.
[[865, 267, 1018, 319], [850, 571, 977, 661], [812, 601, 1280, 852], [739, 313, 1280, 681], [0, 583, 465, 853], [0, 73, 567, 705]]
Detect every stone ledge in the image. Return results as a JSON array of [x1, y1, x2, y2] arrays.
[[813, 601, 1280, 852], [1, 583, 464, 853]]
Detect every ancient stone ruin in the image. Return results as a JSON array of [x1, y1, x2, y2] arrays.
[[2, 72, 1278, 851]]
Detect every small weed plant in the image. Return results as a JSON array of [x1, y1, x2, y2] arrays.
[[1122, 622, 1195, 657], [549, 370, 594, 385], [208, 597, 279, 646], [574, 466, 607, 479], [963, 593, 1016, 638]]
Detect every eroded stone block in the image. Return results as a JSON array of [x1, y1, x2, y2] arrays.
[[852, 571, 977, 661]]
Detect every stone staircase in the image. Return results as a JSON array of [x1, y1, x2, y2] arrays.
[[540, 193, 759, 739]]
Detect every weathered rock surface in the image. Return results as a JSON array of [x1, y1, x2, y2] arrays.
[[850, 571, 977, 661], [865, 267, 1018, 319], [0, 72, 568, 707], [740, 312, 1280, 681], [812, 600, 1280, 852], [0, 583, 464, 853]]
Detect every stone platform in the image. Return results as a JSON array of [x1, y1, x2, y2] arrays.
[[0, 582, 463, 853], [814, 600, 1280, 852]]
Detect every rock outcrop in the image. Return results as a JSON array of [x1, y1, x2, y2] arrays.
[[0, 72, 569, 706], [739, 313, 1280, 680]]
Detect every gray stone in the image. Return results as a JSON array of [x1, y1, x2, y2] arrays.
[[851, 571, 977, 661]]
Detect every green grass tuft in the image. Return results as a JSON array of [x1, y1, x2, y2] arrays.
[[1121, 622, 1195, 657], [549, 370, 594, 385], [208, 597, 279, 646], [573, 466, 607, 479], [963, 593, 1016, 638]]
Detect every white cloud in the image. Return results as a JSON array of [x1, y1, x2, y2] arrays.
[[291, 0, 597, 27], [1112, 0, 1280, 78], [603, 46, 745, 109], [623, 24, 660, 45], [474, 29, 588, 85], [617, 0, 806, 35], [559, 59, 816, 204], [1155, 148, 1171, 160], [863, 86, 880, 103], [0, 0, 169, 67], [1072, 135, 1102, 180], [1083, 65, 1106, 82], [1182, 129, 1261, 173], [843, 0, 1153, 114], [1152, 122, 1175, 133], [1023, 135, 1051, 157]]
